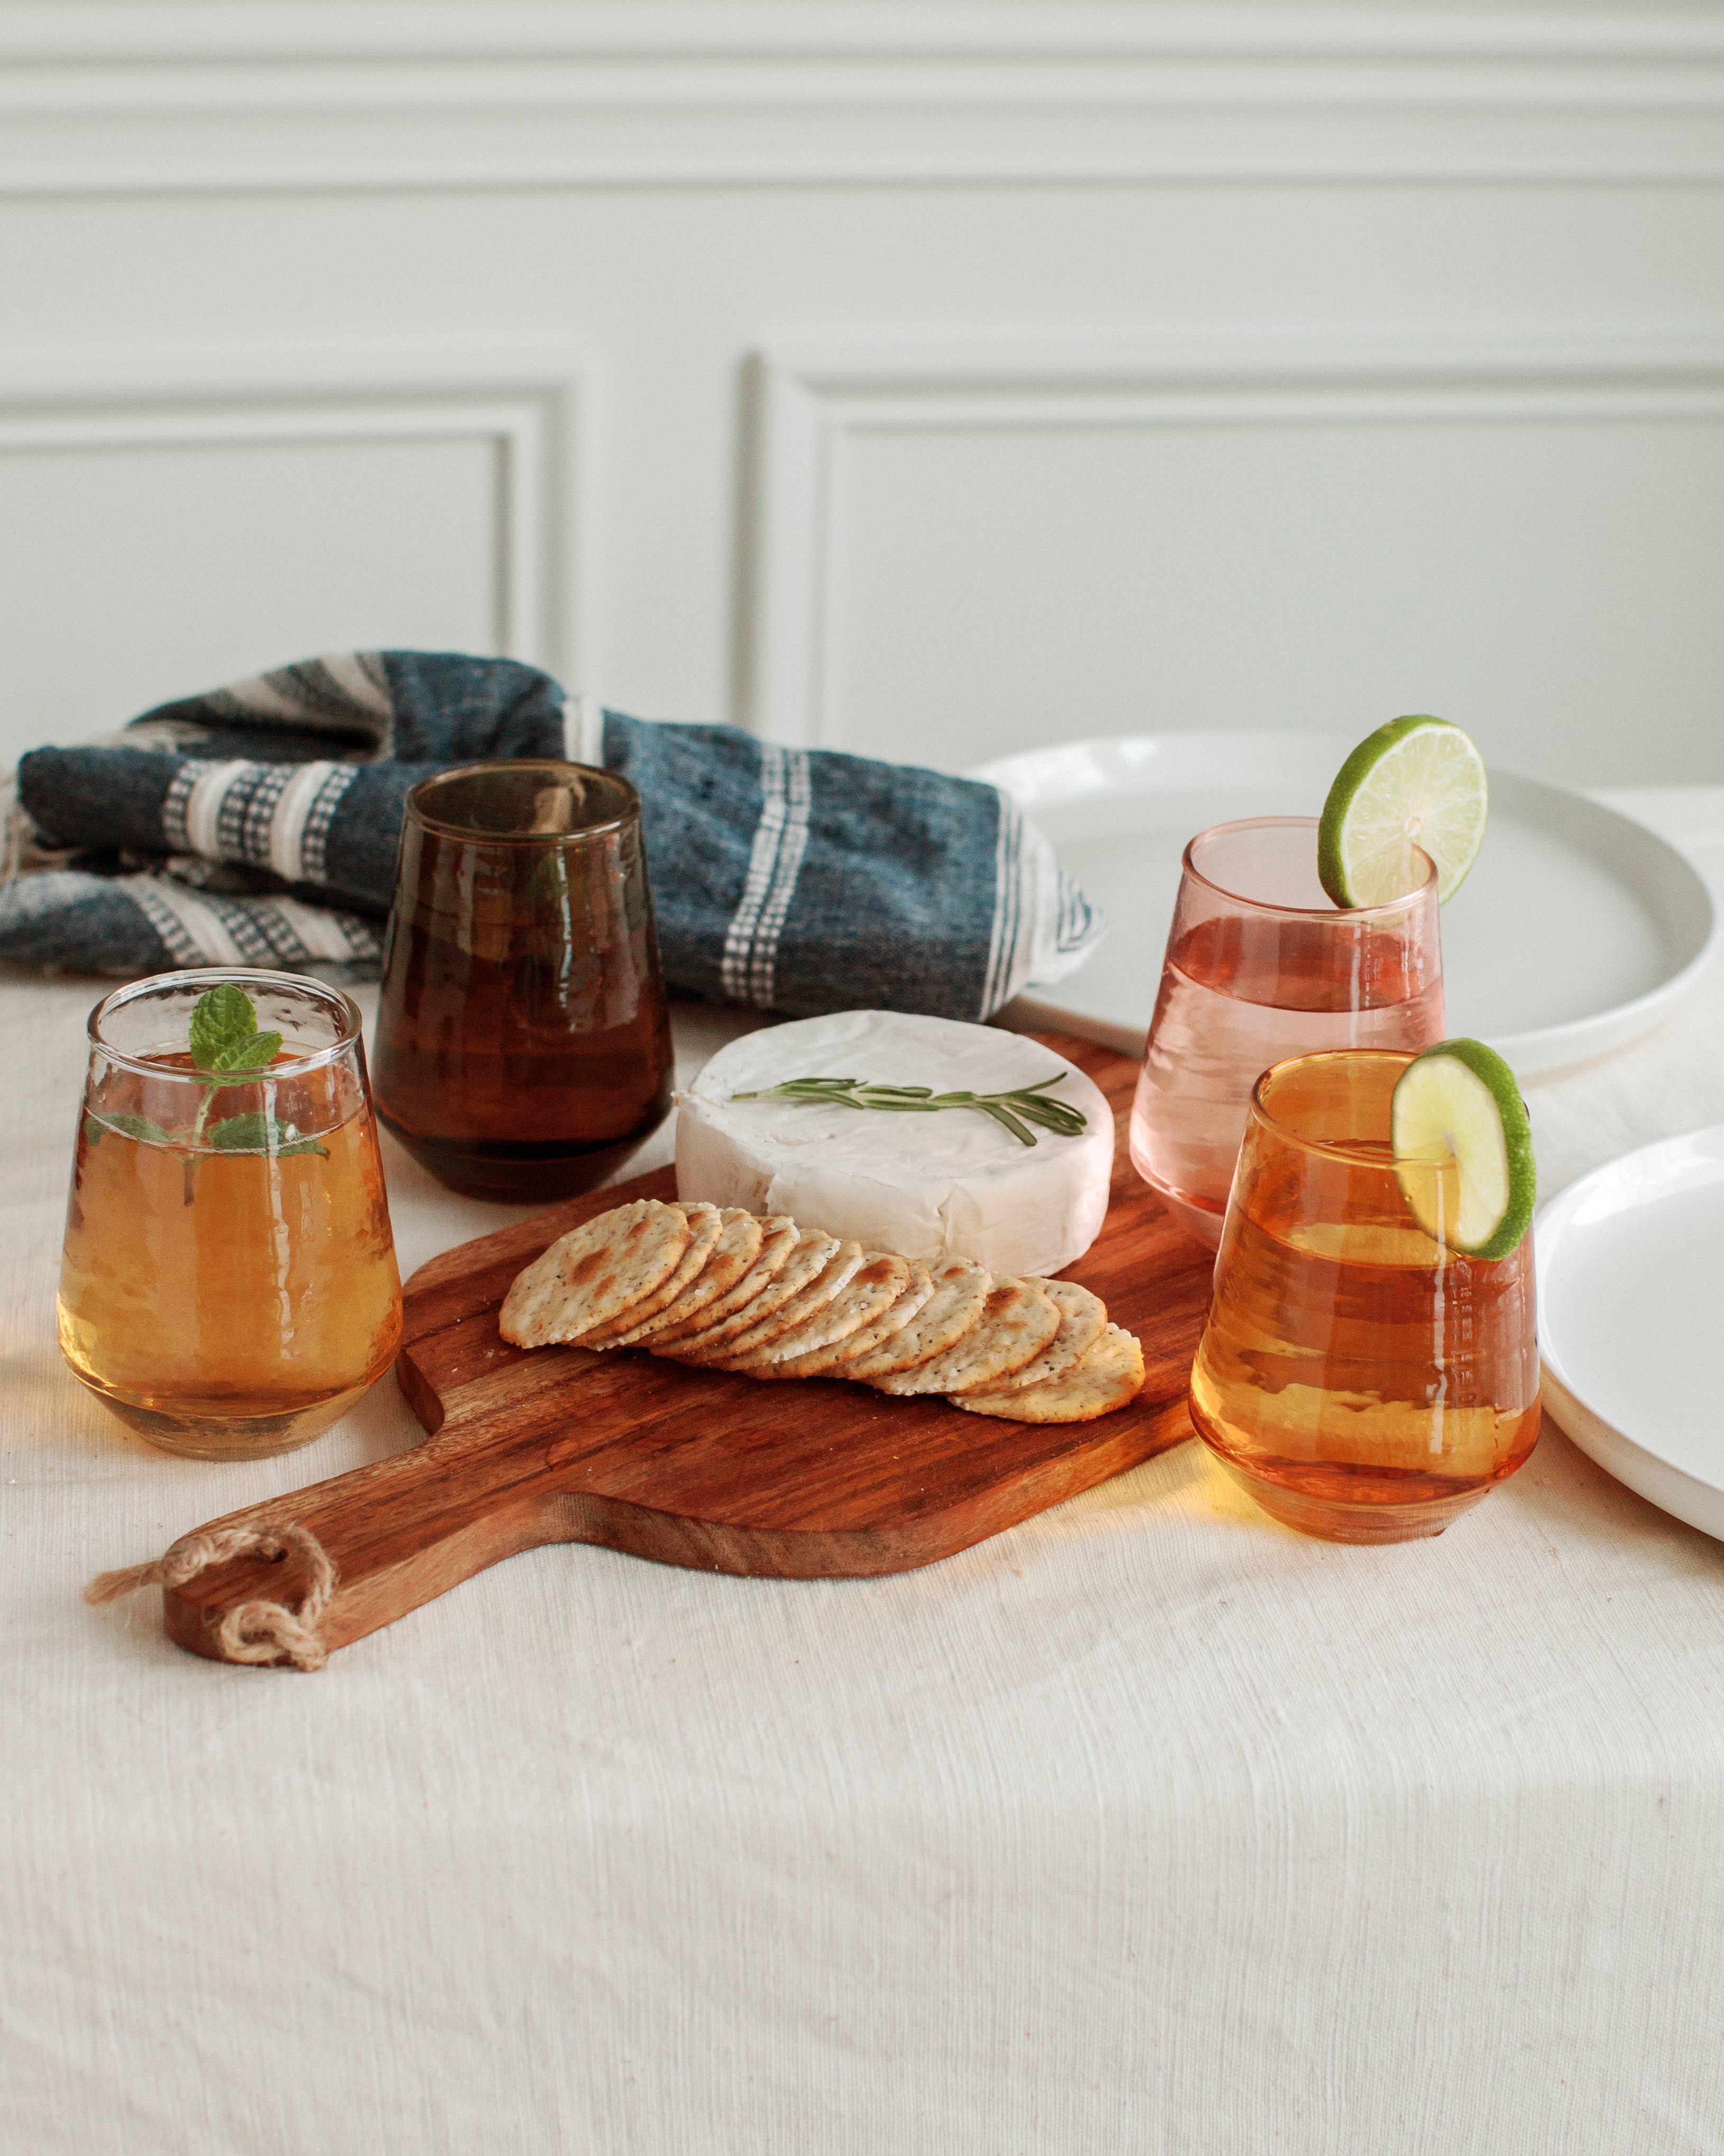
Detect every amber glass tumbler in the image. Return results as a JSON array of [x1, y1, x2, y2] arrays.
[[1129, 818, 1444, 1247], [59, 969, 402, 1459], [1188, 1049, 1539, 1543], [372, 760, 675, 1200]]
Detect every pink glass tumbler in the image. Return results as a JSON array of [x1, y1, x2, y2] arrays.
[[1128, 816, 1444, 1246]]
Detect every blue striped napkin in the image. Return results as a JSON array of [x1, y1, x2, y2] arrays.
[[2, 651, 1104, 1021]]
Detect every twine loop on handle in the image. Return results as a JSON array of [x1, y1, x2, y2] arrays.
[[86, 1521, 338, 1671]]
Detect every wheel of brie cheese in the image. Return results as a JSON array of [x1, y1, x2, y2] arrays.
[[675, 1010, 1113, 1278]]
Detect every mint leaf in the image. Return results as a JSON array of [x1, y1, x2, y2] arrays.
[[206, 1028, 284, 1083], [189, 983, 257, 1072], [84, 1112, 172, 1148], [206, 1113, 328, 1158], [185, 988, 308, 1174], [206, 1112, 270, 1150]]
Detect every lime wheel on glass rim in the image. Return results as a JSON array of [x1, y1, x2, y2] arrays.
[[1390, 1037, 1536, 1259], [1318, 715, 1488, 908]]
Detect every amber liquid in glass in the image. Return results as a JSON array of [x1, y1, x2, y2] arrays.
[[374, 810, 674, 1201], [1189, 1055, 1539, 1541], [58, 1057, 402, 1458]]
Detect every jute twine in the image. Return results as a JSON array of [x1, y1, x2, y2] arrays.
[[86, 1521, 338, 1672]]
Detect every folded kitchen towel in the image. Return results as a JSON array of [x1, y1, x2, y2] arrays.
[[3, 651, 1104, 1021]]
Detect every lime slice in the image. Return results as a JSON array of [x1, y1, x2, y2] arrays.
[[1317, 715, 1487, 907], [1390, 1038, 1536, 1259]]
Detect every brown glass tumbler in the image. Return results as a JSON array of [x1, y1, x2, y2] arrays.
[[372, 760, 674, 1201]]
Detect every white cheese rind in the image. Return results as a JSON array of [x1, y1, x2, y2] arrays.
[[675, 1010, 1113, 1277]]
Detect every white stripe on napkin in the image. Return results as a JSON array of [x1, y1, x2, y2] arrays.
[[269, 761, 345, 884], [721, 760, 786, 1001], [318, 651, 393, 721], [981, 795, 1021, 1017], [721, 743, 812, 1008], [122, 875, 247, 967], [296, 764, 359, 887], [181, 761, 257, 862], [211, 672, 310, 723], [747, 749, 812, 1006], [268, 895, 372, 964], [215, 653, 383, 726], [161, 759, 211, 853]]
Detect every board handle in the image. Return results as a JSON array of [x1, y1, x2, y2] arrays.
[[147, 1423, 564, 1666]]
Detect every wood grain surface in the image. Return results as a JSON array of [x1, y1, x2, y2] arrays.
[[160, 1035, 1215, 1665]]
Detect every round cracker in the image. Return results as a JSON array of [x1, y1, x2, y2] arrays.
[[954, 1322, 1145, 1424], [687, 1237, 864, 1366], [599, 1207, 761, 1346], [499, 1200, 691, 1348], [579, 1203, 724, 1345], [654, 1229, 839, 1360], [646, 1214, 797, 1346], [945, 1276, 1105, 1396], [842, 1258, 992, 1381], [730, 1251, 911, 1375], [768, 1260, 937, 1379], [869, 1277, 1060, 1397]]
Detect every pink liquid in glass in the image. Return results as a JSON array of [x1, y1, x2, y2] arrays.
[[1129, 817, 1444, 1245]]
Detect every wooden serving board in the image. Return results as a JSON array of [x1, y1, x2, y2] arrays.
[[158, 1035, 1215, 1665]]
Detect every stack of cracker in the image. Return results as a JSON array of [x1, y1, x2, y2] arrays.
[[500, 1200, 1145, 1424]]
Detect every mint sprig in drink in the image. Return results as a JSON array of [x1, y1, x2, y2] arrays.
[[59, 973, 401, 1459]]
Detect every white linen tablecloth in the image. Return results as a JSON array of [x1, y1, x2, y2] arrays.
[[4, 789, 1723, 2156]]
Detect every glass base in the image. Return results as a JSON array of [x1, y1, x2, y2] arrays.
[[380, 1114, 667, 1202], [1212, 1457, 1489, 1544], [1134, 1171, 1227, 1251], [69, 1367, 385, 1460]]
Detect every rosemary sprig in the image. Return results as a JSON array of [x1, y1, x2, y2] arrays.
[[730, 1071, 1086, 1149]]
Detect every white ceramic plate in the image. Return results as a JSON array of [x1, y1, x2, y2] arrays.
[[1536, 1128, 1724, 1541], [974, 732, 1716, 1076]]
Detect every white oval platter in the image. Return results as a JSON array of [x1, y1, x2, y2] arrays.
[[973, 732, 1715, 1077], [1535, 1127, 1724, 1542]]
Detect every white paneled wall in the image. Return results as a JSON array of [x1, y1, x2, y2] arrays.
[[2, 2, 1723, 782], [0, 347, 589, 736], [749, 338, 1724, 774]]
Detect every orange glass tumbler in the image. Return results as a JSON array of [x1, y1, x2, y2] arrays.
[[59, 968, 402, 1459], [1188, 1049, 1539, 1544]]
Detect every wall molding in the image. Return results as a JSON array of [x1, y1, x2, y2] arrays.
[[0, 344, 594, 682], [741, 333, 1724, 748], [4, 4, 1724, 193]]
